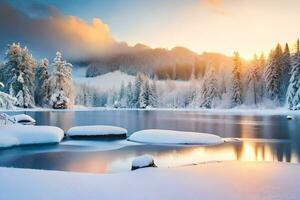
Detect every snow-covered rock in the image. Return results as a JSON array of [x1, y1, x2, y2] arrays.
[[128, 129, 224, 145], [66, 125, 127, 138], [286, 115, 294, 120], [11, 114, 36, 125], [132, 154, 157, 170], [0, 125, 64, 148]]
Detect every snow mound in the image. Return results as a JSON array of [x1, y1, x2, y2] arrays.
[[128, 129, 224, 145], [11, 114, 36, 125], [66, 125, 127, 137], [132, 154, 157, 170], [0, 125, 64, 148], [286, 115, 294, 120]]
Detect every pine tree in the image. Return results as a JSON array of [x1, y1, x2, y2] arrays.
[[132, 73, 144, 108], [286, 52, 300, 110], [126, 82, 134, 108], [247, 54, 261, 105], [200, 64, 219, 108], [264, 44, 283, 105], [0, 82, 16, 109], [139, 78, 150, 108], [231, 52, 243, 107], [149, 79, 158, 108], [35, 58, 51, 106], [118, 82, 126, 107], [49, 52, 74, 109], [185, 73, 197, 107], [280, 44, 292, 103], [5, 43, 36, 108]]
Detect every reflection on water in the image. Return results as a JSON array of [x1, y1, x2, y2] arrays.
[[0, 139, 298, 174], [1, 110, 300, 173]]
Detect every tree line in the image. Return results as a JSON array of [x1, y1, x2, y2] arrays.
[[0, 43, 74, 109], [2, 39, 300, 110]]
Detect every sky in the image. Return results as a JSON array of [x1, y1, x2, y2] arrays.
[[1, 0, 300, 60]]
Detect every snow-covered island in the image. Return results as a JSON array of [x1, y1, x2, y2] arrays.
[[128, 129, 224, 145], [66, 125, 128, 138]]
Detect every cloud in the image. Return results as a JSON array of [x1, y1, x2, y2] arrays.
[[0, 2, 123, 61], [202, 0, 227, 15]]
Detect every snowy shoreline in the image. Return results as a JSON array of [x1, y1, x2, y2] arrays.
[[1, 161, 300, 200], [1, 106, 300, 116]]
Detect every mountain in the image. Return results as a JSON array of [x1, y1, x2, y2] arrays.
[[85, 44, 232, 80]]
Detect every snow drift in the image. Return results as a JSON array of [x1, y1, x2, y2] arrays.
[[0, 125, 64, 148], [128, 129, 224, 145]]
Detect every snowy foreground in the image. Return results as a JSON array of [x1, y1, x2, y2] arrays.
[[128, 129, 224, 145], [1, 161, 299, 200], [0, 125, 64, 148]]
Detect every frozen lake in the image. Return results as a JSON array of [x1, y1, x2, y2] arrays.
[[0, 110, 300, 173]]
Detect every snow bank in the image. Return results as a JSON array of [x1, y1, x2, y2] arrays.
[[132, 154, 157, 170], [1, 161, 300, 200], [0, 125, 64, 148], [128, 129, 224, 145], [66, 125, 127, 137], [11, 114, 36, 125]]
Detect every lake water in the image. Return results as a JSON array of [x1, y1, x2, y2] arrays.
[[1, 110, 300, 173]]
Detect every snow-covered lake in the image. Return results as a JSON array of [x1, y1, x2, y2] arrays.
[[1, 110, 299, 173]]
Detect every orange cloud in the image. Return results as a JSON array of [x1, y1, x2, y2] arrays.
[[48, 15, 115, 58], [0, 2, 125, 60]]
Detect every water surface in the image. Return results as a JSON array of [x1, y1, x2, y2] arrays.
[[1, 110, 300, 173]]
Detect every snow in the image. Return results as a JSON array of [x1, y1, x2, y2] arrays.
[[0, 125, 64, 148], [0, 135, 19, 148], [132, 154, 156, 169], [66, 125, 127, 137], [73, 70, 135, 91], [128, 129, 224, 145], [11, 114, 36, 124], [286, 115, 294, 120], [0, 161, 300, 200]]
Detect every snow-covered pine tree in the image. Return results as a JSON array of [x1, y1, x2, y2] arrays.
[[246, 54, 261, 105], [35, 58, 51, 107], [199, 64, 219, 108], [264, 44, 283, 105], [231, 52, 243, 107], [280, 44, 292, 103], [118, 81, 127, 107], [5, 43, 36, 108], [149, 79, 158, 108], [185, 73, 197, 107], [0, 82, 16, 109], [286, 51, 300, 110], [139, 78, 150, 108], [132, 73, 144, 108], [258, 53, 266, 99], [126, 81, 134, 108], [49, 52, 74, 109]]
